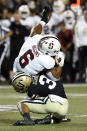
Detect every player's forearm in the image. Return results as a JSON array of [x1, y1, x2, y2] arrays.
[[47, 66, 62, 79], [29, 23, 42, 37], [3, 31, 13, 40], [0, 31, 13, 41], [29, 20, 47, 37], [29, 6, 50, 37], [55, 66, 62, 79]]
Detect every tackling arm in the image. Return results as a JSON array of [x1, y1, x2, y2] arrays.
[[29, 6, 50, 37], [29, 23, 42, 37], [46, 51, 65, 80], [46, 66, 62, 79]]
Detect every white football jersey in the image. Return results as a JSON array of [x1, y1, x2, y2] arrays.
[[65, 19, 75, 30], [21, 15, 41, 29], [0, 19, 10, 46], [75, 20, 87, 47], [13, 35, 55, 75], [42, 12, 64, 35]]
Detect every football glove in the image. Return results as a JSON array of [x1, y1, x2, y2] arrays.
[[41, 6, 51, 23], [55, 51, 65, 67]]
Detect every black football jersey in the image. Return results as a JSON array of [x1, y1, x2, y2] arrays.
[[27, 75, 67, 98]]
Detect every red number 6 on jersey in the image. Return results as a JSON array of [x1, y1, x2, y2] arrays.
[[19, 49, 34, 68]]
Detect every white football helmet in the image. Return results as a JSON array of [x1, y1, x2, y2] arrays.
[[38, 35, 61, 56], [53, 0, 65, 14], [64, 10, 75, 24], [28, 0, 36, 10], [18, 5, 30, 19], [71, 6, 82, 19], [12, 72, 31, 93]]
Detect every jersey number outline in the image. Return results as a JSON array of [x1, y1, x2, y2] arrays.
[[39, 75, 56, 90], [19, 49, 34, 68]]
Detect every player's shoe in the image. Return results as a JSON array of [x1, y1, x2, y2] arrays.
[[52, 116, 71, 124], [34, 115, 51, 124], [13, 120, 35, 126], [34, 115, 71, 125], [61, 118, 71, 122]]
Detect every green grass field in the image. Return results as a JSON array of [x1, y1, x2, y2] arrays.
[[0, 84, 87, 131]]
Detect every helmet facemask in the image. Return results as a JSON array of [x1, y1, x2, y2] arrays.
[[18, 5, 30, 19], [64, 10, 75, 24]]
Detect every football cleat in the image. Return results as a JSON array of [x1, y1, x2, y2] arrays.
[[13, 120, 35, 126], [61, 118, 71, 122], [34, 115, 51, 124], [34, 115, 71, 125], [52, 116, 71, 124]]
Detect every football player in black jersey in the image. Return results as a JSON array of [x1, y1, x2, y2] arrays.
[[12, 71, 70, 126]]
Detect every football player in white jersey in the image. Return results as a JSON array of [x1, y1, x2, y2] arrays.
[[13, 32, 61, 75], [18, 2, 41, 30], [42, 0, 65, 35], [13, 6, 62, 77], [63, 9, 75, 30], [18, 5, 30, 26]]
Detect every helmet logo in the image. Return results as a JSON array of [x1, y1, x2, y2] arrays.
[[38, 35, 60, 56], [48, 42, 54, 49], [17, 82, 24, 88]]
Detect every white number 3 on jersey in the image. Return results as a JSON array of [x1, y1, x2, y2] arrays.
[[39, 75, 56, 89]]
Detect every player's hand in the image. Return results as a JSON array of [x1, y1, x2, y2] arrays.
[[55, 51, 65, 67], [41, 6, 51, 23]]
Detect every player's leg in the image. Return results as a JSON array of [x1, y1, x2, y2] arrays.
[[14, 96, 69, 125], [13, 96, 49, 126], [51, 99, 70, 123], [43, 98, 70, 124]]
